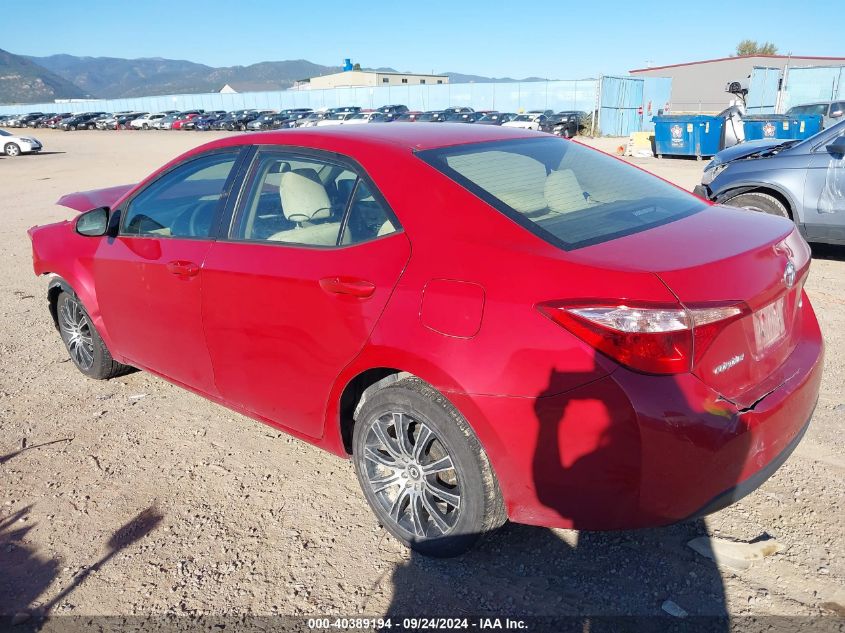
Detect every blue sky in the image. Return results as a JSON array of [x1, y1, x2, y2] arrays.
[[4, 0, 841, 78]]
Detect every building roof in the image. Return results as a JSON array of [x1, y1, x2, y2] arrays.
[[630, 55, 845, 73], [312, 69, 448, 79]]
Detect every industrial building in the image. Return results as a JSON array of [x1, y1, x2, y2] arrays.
[[302, 69, 449, 90], [631, 55, 845, 113]]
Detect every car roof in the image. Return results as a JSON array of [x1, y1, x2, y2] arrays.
[[198, 122, 540, 153]]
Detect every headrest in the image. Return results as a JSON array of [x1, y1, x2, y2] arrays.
[[280, 171, 331, 223], [544, 169, 587, 214]]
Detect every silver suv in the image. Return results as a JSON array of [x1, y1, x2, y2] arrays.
[[786, 100, 845, 128]]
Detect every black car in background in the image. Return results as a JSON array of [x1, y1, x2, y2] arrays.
[[540, 111, 588, 138], [378, 104, 409, 121], [416, 111, 448, 122], [59, 112, 107, 130], [445, 111, 488, 123], [183, 111, 225, 130], [476, 112, 518, 125]]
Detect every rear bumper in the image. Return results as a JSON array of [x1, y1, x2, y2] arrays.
[[451, 297, 824, 530]]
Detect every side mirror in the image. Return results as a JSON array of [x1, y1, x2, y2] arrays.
[[76, 207, 109, 237], [831, 109, 844, 119]]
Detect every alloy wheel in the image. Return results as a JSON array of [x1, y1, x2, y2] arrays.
[[59, 296, 95, 371], [4, 143, 20, 157], [361, 411, 461, 539]]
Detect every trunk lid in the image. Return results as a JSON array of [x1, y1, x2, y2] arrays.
[[566, 205, 811, 406]]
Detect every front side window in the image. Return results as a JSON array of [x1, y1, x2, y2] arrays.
[[121, 152, 238, 238], [231, 152, 398, 247], [417, 137, 705, 250]]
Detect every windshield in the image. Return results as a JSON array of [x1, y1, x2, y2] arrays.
[[787, 103, 828, 117], [417, 137, 706, 250]]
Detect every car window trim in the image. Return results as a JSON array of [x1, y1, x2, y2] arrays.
[[221, 144, 402, 250], [115, 147, 248, 240]]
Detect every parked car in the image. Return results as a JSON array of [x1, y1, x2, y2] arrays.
[[785, 101, 845, 129], [416, 111, 448, 122], [30, 125, 823, 557], [185, 111, 225, 131], [393, 111, 424, 123], [15, 113, 44, 128], [296, 112, 329, 128], [695, 118, 845, 246], [154, 114, 179, 130], [327, 106, 362, 115], [130, 113, 167, 130], [171, 113, 203, 130], [475, 112, 518, 126], [540, 111, 588, 138], [60, 113, 106, 131], [317, 112, 358, 126], [343, 111, 388, 125], [502, 113, 547, 131], [0, 128, 42, 156], [42, 113, 73, 128], [445, 112, 487, 123], [442, 106, 474, 114], [28, 113, 55, 128], [377, 104, 409, 121]]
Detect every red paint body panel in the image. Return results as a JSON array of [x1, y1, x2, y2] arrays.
[[28, 125, 825, 531]]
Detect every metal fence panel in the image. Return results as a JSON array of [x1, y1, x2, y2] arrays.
[[780, 65, 844, 111], [746, 66, 781, 113], [599, 75, 644, 136]]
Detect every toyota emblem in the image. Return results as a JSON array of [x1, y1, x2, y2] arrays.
[[784, 261, 796, 288]]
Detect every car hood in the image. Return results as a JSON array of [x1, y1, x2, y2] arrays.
[[713, 139, 789, 164], [56, 183, 136, 212]]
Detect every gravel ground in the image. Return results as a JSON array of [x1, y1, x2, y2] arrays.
[[0, 129, 843, 625]]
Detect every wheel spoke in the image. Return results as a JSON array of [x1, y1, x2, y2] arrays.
[[412, 424, 432, 462], [422, 455, 453, 475], [393, 412, 414, 458], [409, 493, 427, 537], [421, 491, 451, 534], [370, 418, 403, 460], [425, 480, 460, 508], [369, 470, 403, 493], [363, 445, 398, 469], [388, 487, 411, 522]]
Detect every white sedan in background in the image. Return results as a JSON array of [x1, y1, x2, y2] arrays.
[[130, 113, 167, 130], [343, 111, 388, 125], [502, 113, 547, 131], [1, 128, 42, 156], [316, 112, 357, 126]]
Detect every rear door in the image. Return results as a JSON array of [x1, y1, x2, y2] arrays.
[[201, 149, 411, 437]]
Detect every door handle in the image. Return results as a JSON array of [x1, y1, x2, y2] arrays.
[[319, 276, 376, 298], [166, 260, 200, 278]]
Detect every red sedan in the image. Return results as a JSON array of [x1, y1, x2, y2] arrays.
[[170, 113, 200, 130], [29, 125, 823, 556]]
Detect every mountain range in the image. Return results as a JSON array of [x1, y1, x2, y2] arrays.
[[1, 48, 548, 104]]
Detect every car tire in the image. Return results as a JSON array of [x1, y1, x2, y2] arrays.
[[56, 291, 132, 380], [352, 377, 506, 557], [88, 124, 95, 130], [70, 125, 77, 131], [143, 123, 149, 130], [562, 128, 572, 139], [723, 191, 790, 218], [4, 142, 21, 157]]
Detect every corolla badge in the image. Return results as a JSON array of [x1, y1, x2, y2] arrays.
[[784, 261, 796, 288]]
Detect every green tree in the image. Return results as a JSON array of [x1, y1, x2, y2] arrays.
[[352, 62, 362, 71], [735, 40, 779, 56]]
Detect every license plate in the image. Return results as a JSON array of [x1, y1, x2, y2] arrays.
[[754, 297, 786, 351]]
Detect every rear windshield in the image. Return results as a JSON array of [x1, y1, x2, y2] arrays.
[[416, 137, 706, 250]]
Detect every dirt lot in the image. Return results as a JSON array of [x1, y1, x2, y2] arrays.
[[1, 129, 843, 625]]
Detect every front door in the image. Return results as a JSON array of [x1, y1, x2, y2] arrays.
[[201, 149, 411, 437], [93, 150, 242, 394]]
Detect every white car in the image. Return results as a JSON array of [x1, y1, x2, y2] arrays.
[[502, 113, 547, 131], [130, 113, 167, 130], [1, 128, 43, 156], [316, 112, 357, 127], [343, 111, 388, 125]]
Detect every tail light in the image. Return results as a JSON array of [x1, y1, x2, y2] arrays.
[[537, 300, 748, 374]]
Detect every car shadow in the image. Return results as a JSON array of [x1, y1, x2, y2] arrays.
[[810, 242, 845, 262], [384, 364, 752, 628]]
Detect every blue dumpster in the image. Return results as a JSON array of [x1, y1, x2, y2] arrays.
[[743, 114, 822, 141], [653, 115, 724, 159]]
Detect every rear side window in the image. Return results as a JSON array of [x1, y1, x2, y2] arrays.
[[417, 137, 705, 250]]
